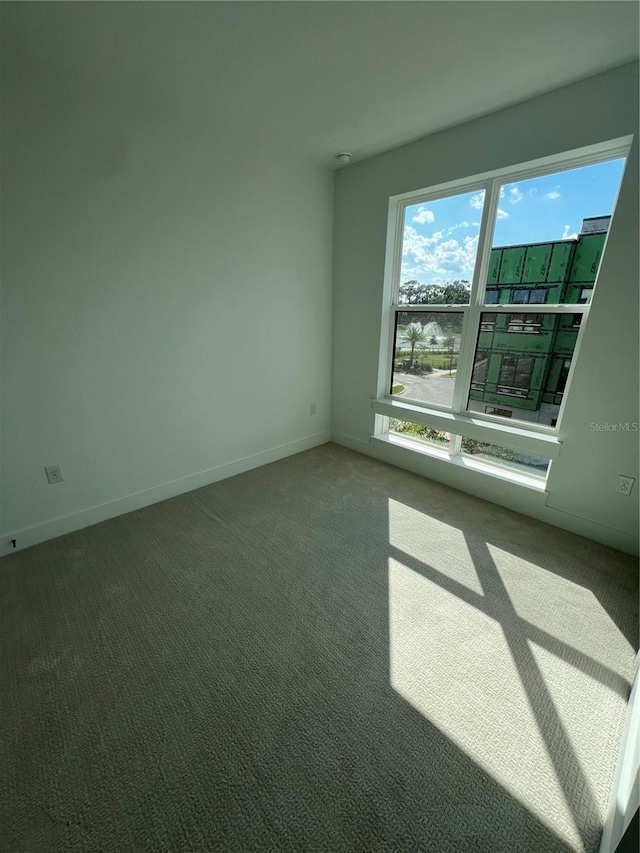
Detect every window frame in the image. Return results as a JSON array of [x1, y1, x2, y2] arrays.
[[374, 136, 632, 473]]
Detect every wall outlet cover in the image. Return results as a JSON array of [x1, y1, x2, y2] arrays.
[[616, 475, 635, 496], [45, 465, 64, 484]]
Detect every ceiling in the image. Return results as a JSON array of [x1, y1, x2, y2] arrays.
[[2, 1, 638, 166]]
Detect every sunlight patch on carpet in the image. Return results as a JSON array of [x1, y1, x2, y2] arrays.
[[388, 556, 583, 850]]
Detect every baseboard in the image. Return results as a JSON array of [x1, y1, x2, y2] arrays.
[[330, 431, 371, 453], [331, 430, 639, 556], [1, 431, 331, 556]]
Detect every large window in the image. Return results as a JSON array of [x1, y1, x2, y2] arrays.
[[376, 139, 629, 482]]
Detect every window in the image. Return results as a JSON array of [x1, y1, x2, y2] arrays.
[[512, 288, 547, 304], [389, 419, 451, 449], [388, 416, 550, 480], [377, 138, 629, 483], [497, 355, 533, 397], [460, 437, 550, 479], [506, 313, 543, 333], [479, 317, 496, 333]]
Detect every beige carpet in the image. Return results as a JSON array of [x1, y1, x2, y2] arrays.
[[1, 443, 637, 852]]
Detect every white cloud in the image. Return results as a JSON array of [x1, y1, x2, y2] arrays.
[[402, 225, 442, 259], [401, 228, 479, 279], [508, 186, 523, 204], [446, 220, 471, 235], [499, 187, 505, 199], [546, 190, 561, 200], [438, 238, 461, 252], [497, 208, 509, 219], [412, 206, 435, 225], [469, 191, 485, 210], [561, 224, 578, 240]]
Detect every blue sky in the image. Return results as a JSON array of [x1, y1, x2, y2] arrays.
[[401, 158, 626, 284]]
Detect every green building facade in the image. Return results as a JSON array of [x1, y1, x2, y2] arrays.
[[468, 216, 609, 426]]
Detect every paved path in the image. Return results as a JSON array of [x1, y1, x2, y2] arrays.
[[394, 369, 456, 408]]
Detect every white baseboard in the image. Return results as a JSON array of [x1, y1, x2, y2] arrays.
[[330, 431, 371, 453], [331, 430, 639, 556], [1, 431, 331, 556]]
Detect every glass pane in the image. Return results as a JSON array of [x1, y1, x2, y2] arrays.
[[389, 418, 451, 449], [399, 189, 486, 305], [471, 350, 490, 390], [485, 158, 625, 305], [392, 311, 464, 409], [461, 437, 550, 479], [467, 312, 578, 426]]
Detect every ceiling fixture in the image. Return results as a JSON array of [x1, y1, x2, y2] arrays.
[[335, 152, 352, 166]]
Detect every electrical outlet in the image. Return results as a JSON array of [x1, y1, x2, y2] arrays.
[[310, 402, 317, 416], [45, 464, 64, 485], [615, 475, 635, 496]]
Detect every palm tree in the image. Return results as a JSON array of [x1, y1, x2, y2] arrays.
[[444, 335, 456, 376], [403, 322, 426, 370]]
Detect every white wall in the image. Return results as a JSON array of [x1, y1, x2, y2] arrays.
[[332, 62, 639, 556], [0, 66, 333, 553]]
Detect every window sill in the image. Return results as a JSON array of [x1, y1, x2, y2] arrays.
[[372, 432, 548, 493], [372, 397, 562, 459]]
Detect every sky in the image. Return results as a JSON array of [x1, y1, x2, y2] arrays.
[[401, 158, 626, 284]]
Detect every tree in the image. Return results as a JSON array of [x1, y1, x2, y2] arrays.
[[398, 279, 471, 305], [442, 280, 471, 304], [403, 323, 427, 370], [444, 336, 456, 376], [398, 281, 424, 304], [429, 335, 438, 347]]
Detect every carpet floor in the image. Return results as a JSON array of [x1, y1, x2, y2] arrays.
[[1, 443, 638, 852]]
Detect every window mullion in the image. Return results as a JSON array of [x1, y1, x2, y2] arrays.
[[469, 178, 501, 306], [451, 306, 477, 412], [451, 177, 501, 413], [449, 434, 462, 456]]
